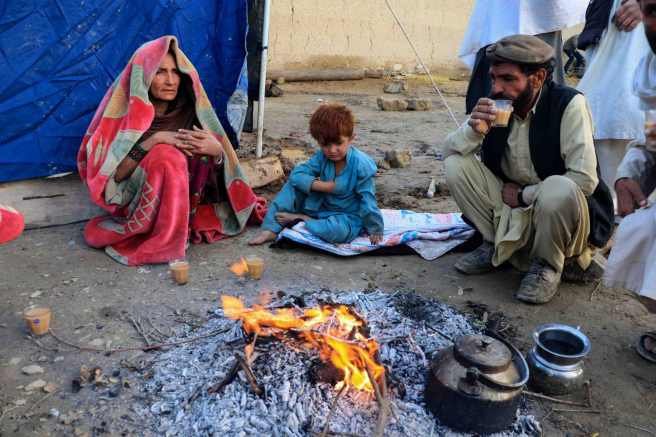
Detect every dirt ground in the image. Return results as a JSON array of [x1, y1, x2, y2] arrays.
[[1, 77, 655, 437]]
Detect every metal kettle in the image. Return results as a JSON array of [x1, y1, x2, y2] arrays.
[[425, 333, 529, 434]]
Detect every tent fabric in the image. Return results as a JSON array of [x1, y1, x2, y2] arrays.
[[0, 0, 248, 183]]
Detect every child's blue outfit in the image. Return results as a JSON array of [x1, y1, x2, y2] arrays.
[[262, 145, 384, 243]]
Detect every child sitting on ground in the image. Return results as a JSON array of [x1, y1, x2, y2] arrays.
[[249, 103, 384, 245]]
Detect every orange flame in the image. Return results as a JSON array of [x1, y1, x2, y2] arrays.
[[221, 295, 385, 392], [229, 258, 249, 276]]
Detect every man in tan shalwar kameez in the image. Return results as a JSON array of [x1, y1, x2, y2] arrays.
[[442, 35, 614, 304]]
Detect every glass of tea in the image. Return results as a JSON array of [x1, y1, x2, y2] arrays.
[[491, 100, 512, 127], [245, 255, 265, 280], [169, 259, 190, 285], [23, 305, 52, 336]]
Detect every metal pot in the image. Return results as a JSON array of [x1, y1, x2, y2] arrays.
[[425, 333, 529, 434], [525, 324, 590, 396]]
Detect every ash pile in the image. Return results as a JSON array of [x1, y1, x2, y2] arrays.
[[135, 291, 540, 436]]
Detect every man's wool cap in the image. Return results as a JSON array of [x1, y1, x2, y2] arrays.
[[485, 34, 555, 64]]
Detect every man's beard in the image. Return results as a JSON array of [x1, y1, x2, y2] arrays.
[[644, 3, 656, 53], [647, 32, 656, 54], [490, 80, 535, 111], [512, 80, 535, 111]]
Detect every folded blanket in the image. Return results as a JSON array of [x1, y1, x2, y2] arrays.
[[0, 204, 24, 245], [275, 209, 474, 260]]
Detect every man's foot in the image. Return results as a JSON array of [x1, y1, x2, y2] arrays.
[[561, 254, 606, 284], [249, 230, 278, 245], [517, 257, 562, 304], [454, 241, 495, 275], [274, 212, 312, 227]]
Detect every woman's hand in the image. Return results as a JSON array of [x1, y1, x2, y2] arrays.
[[175, 126, 224, 158], [148, 131, 179, 149]]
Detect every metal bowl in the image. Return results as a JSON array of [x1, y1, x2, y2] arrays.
[[525, 324, 590, 395]]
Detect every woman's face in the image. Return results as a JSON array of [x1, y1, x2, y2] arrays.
[[150, 53, 181, 102]]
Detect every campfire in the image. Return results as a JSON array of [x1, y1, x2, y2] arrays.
[[221, 296, 385, 393], [136, 291, 540, 436]]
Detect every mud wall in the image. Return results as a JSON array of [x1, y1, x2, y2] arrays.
[[267, 1, 585, 74]]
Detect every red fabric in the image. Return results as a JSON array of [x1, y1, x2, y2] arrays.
[[0, 205, 24, 245], [84, 145, 189, 265], [78, 36, 266, 265], [191, 195, 267, 244]]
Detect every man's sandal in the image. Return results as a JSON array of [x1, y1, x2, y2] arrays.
[[636, 331, 656, 363]]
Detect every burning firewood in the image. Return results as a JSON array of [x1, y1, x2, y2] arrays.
[[221, 295, 387, 394], [365, 361, 390, 437], [234, 352, 264, 399], [207, 360, 239, 394]]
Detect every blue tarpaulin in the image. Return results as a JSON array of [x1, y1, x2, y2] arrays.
[[0, 0, 248, 183]]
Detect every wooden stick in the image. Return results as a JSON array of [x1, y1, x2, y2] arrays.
[[364, 362, 389, 437], [622, 424, 656, 436], [0, 405, 20, 423], [29, 389, 61, 412], [147, 318, 169, 340], [523, 390, 592, 407], [552, 409, 601, 414], [207, 360, 240, 394], [425, 324, 454, 342], [28, 336, 60, 352], [590, 282, 601, 300], [234, 353, 264, 399], [49, 327, 229, 353], [289, 328, 362, 346], [320, 384, 346, 437], [305, 428, 366, 437], [129, 316, 151, 346]]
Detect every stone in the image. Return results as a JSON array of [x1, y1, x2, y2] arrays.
[[60, 411, 81, 425], [43, 381, 58, 393], [276, 77, 285, 84], [377, 160, 391, 171], [393, 63, 403, 72], [383, 81, 407, 94], [25, 379, 47, 391], [384, 149, 412, 168], [239, 156, 284, 188], [89, 338, 105, 347], [406, 98, 432, 111], [377, 97, 408, 111], [21, 364, 44, 375]]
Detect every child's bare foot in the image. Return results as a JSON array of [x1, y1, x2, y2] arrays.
[[274, 212, 312, 226], [249, 230, 278, 245]]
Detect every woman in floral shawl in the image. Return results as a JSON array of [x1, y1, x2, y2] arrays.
[[78, 36, 265, 265]]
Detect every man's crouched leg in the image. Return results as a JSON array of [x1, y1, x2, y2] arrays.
[[444, 154, 503, 275], [517, 176, 590, 304]]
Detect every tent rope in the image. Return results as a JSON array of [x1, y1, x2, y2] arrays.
[[383, 0, 460, 128]]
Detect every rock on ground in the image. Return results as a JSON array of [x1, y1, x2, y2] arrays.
[[383, 81, 408, 93], [377, 97, 408, 111], [385, 149, 412, 168], [406, 98, 432, 111]]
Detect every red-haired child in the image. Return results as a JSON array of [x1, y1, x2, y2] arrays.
[[250, 104, 384, 245]]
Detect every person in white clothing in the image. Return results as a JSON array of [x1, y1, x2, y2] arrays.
[[577, 0, 649, 216], [460, 0, 588, 113]]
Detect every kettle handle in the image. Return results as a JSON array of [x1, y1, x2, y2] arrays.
[[474, 330, 530, 390]]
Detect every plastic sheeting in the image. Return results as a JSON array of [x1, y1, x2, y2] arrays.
[[0, 0, 248, 183]]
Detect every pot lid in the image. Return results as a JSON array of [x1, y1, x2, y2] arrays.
[[454, 334, 511, 373]]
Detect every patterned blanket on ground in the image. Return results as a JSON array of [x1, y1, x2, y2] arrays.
[[276, 210, 474, 259]]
